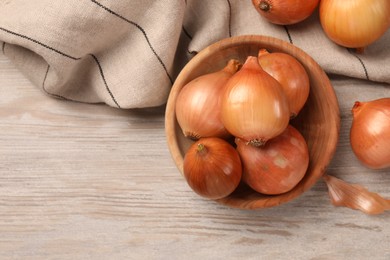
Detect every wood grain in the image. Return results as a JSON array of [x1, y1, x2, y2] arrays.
[[1, 54, 390, 259]]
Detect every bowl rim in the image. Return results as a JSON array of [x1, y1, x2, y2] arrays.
[[165, 34, 340, 209]]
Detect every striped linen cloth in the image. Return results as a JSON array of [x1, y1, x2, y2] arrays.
[[0, 0, 389, 109]]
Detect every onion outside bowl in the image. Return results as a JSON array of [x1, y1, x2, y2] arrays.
[[165, 35, 340, 209]]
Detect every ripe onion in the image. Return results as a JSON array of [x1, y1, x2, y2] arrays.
[[319, 0, 390, 51], [252, 0, 320, 25], [236, 125, 309, 195], [183, 137, 242, 199], [258, 49, 310, 118], [350, 98, 390, 169], [221, 56, 290, 147], [175, 59, 240, 140]]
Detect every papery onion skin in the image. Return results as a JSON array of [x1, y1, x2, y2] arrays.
[[252, 0, 320, 25], [350, 98, 390, 169], [183, 137, 242, 199], [258, 49, 310, 118], [221, 56, 290, 146], [236, 125, 309, 195], [319, 0, 390, 50], [175, 59, 240, 140], [323, 175, 390, 215]]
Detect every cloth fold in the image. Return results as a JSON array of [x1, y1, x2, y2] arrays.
[[1, 0, 389, 109]]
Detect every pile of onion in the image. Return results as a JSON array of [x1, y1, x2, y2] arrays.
[[176, 51, 311, 200]]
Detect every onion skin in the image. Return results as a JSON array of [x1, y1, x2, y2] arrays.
[[258, 49, 310, 118], [252, 0, 320, 25], [350, 98, 390, 169], [175, 59, 240, 140], [236, 125, 309, 195], [221, 56, 289, 147], [323, 175, 390, 215], [183, 137, 242, 199], [319, 0, 390, 50]]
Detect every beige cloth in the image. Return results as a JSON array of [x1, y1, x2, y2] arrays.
[[0, 0, 389, 109]]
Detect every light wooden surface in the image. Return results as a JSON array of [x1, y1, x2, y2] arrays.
[[1, 54, 390, 260]]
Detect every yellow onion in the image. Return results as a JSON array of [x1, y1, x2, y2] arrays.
[[221, 56, 290, 147], [175, 59, 240, 140], [236, 125, 309, 195], [320, 0, 390, 51], [183, 137, 242, 199], [252, 0, 320, 25], [350, 98, 390, 169], [258, 49, 310, 118]]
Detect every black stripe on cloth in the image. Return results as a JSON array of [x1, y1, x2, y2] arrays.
[[0, 26, 80, 60], [0, 27, 119, 106], [90, 54, 121, 108], [226, 0, 232, 37], [2, 42, 5, 54], [42, 63, 106, 104], [90, 0, 174, 84], [347, 48, 370, 80], [182, 26, 192, 40], [182, 27, 197, 55], [284, 26, 293, 44], [42, 65, 74, 101], [42, 65, 64, 99]]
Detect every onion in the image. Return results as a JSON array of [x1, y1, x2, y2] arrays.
[[350, 98, 390, 169], [183, 137, 242, 199], [319, 0, 390, 51], [258, 49, 310, 118], [252, 0, 320, 25], [236, 125, 309, 195], [221, 56, 290, 147], [175, 59, 240, 140]]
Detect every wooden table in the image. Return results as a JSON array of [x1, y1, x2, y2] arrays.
[[1, 54, 389, 259]]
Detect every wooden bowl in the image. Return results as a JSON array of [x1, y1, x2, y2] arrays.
[[165, 35, 340, 209]]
